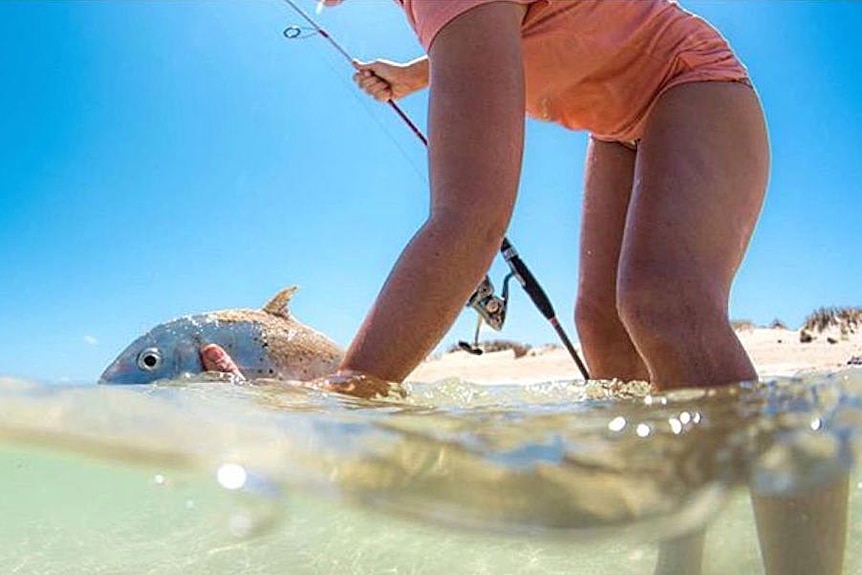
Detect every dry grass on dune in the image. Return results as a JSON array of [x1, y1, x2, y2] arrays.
[[733, 307, 862, 343], [730, 319, 757, 331], [802, 306, 862, 335]]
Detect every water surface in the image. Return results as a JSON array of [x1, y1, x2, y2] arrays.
[[1, 371, 860, 574]]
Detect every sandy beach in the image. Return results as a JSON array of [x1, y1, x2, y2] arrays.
[[409, 326, 862, 384]]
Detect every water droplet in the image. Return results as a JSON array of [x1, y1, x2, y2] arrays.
[[217, 463, 248, 490], [636, 423, 651, 437], [608, 416, 627, 432]]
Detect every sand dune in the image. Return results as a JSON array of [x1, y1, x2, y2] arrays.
[[409, 327, 862, 384]]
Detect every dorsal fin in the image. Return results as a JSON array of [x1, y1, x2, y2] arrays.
[[262, 286, 299, 319]]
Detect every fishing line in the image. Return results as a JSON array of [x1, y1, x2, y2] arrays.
[[331, 70, 428, 184], [278, 0, 590, 380], [290, 29, 427, 183], [280, 1, 427, 144]]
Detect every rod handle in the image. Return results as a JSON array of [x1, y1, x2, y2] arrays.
[[500, 238, 554, 320]]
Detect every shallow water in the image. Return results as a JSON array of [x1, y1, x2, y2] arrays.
[[1, 371, 861, 574]]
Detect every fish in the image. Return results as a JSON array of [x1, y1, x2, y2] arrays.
[[99, 287, 343, 385]]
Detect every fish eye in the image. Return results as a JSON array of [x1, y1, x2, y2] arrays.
[[137, 348, 163, 371]]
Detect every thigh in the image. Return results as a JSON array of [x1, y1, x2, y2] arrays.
[[621, 81, 770, 304], [578, 138, 637, 308]]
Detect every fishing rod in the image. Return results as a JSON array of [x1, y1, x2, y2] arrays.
[[280, 0, 590, 380], [500, 239, 591, 380], [281, 1, 427, 146]]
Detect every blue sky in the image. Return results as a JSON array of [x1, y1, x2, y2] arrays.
[[1, 1, 860, 383]]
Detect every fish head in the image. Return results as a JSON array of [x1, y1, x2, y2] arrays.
[[99, 316, 206, 385]]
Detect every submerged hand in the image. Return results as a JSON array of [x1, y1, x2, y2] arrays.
[[200, 344, 403, 400], [310, 370, 406, 400]]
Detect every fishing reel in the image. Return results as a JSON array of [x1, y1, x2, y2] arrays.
[[458, 274, 515, 355]]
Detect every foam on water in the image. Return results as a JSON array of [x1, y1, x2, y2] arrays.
[[1, 371, 861, 574]]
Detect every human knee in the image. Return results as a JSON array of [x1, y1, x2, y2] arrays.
[[575, 292, 626, 343], [616, 271, 726, 345]]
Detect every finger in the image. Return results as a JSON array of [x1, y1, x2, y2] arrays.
[[366, 85, 393, 101], [356, 78, 392, 100], [353, 72, 377, 91], [354, 84, 392, 101], [354, 69, 393, 89], [356, 74, 388, 91], [201, 344, 244, 378], [352, 60, 377, 73], [373, 90, 392, 102]]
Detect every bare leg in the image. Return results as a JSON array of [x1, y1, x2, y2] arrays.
[[752, 477, 849, 575], [617, 81, 769, 389], [614, 81, 767, 575], [653, 530, 706, 575], [619, 81, 846, 575], [575, 139, 649, 381], [575, 139, 688, 573]]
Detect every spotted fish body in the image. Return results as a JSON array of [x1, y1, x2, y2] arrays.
[[99, 287, 343, 385]]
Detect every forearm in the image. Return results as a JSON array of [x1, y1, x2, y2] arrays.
[[341, 2, 527, 382], [340, 215, 502, 382]]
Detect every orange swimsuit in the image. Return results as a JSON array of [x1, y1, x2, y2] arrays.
[[397, 0, 750, 142]]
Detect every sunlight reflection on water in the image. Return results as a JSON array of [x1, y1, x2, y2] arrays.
[[0, 370, 860, 574]]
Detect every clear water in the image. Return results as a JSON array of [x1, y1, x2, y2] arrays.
[[1, 371, 861, 574]]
